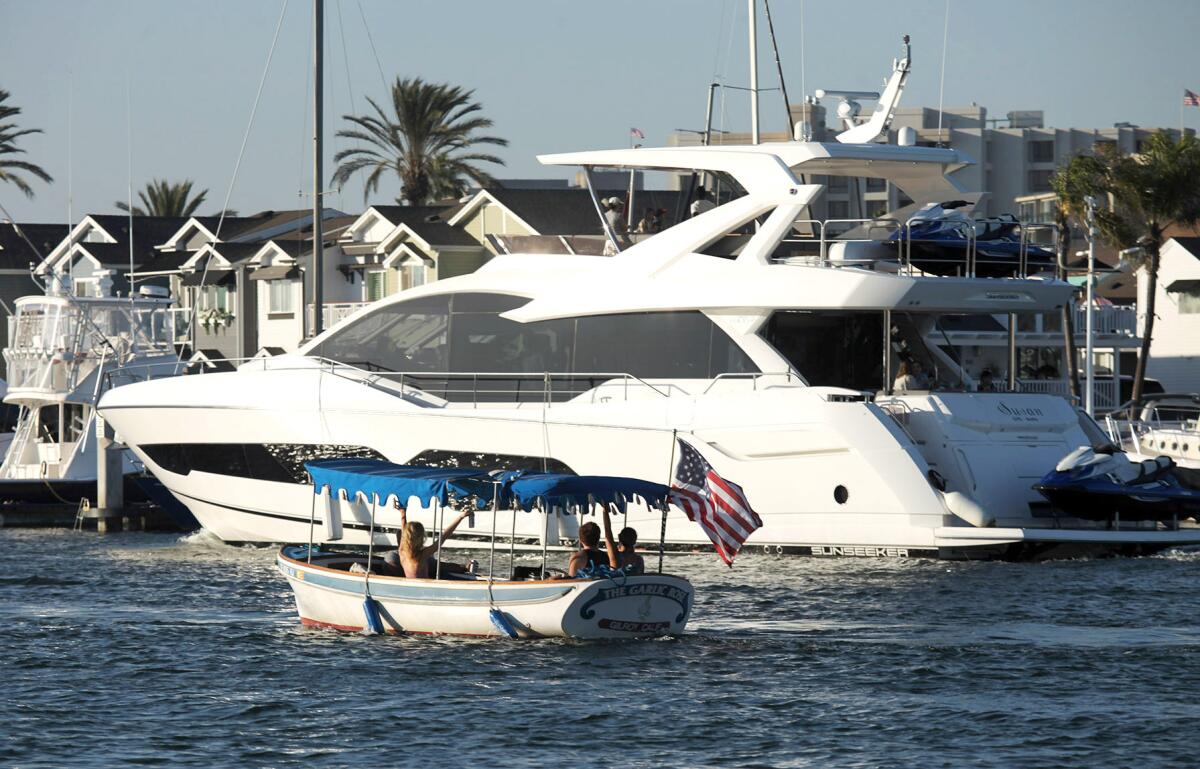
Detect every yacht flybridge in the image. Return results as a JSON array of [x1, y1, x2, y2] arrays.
[[97, 137, 1200, 559], [1, 291, 181, 503]]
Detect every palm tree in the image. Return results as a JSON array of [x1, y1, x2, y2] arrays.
[[1059, 133, 1200, 409], [332, 77, 507, 205], [0, 88, 53, 198], [1050, 154, 1107, 401], [116, 179, 208, 217]]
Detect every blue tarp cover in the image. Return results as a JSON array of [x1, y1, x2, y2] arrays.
[[305, 459, 492, 507], [508, 473, 670, 512], [305, 460, 670, 513]]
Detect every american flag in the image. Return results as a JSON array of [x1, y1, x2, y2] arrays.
[[630, 127, 645, 139], [669, 438, 762, 565], [1185, 89, 1200, 107]]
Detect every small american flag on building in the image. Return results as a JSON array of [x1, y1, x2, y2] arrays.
[[669, 438, 763, 565], [1185, 89, 1200, 107], [630, 127, 645, 139]]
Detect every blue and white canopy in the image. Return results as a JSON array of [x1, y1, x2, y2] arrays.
[[306, 459, 670, 513], [306, 459, 494, 508], [507, 473, 670, 513]]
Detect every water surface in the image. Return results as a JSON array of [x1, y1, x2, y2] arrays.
[[2, 529, 1197, 768]]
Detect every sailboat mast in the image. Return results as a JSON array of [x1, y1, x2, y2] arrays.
[[748, 0, 759, 145], [311, 0, 325, 337]]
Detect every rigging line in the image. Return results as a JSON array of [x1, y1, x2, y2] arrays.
[[711, 0, 732, 79], [126, 69, 135, 300], [761, 0, 793, 135], [298, 0, 313, 208], [336, 0, 359, 206], [356, 0, 389, 93], [212, 0, 290, 244], [326, 3, 341, 210], [721, 0, 738, 84], [936, 0, 950, 147], [180, 0, 289, 376], [67, 69, 73, 230]]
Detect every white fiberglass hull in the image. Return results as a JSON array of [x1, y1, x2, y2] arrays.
[[99, 365, 1200, 560], [278, 547, 693, 638]]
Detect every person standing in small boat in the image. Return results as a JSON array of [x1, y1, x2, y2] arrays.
[[385, 507, 471, 578], [602, 505, 644, 575]]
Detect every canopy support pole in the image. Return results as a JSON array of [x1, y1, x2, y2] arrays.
[[435, 500, 443, 581], [661, 429, 678, 574], [540, 503, 550, 580], [306, 485, 318, 564], [509, 500, 517, 579], [364, 495, 375, 597], [488, 481, 500, 582]]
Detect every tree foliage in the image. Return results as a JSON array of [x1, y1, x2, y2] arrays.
[[1051, 132, 1200, 408], [332, 77, 507, 205], [116, 179, 209, 217], [0, 88, 53, 198]]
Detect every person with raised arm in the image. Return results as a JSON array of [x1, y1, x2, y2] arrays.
[[602, 504, 645, 575]]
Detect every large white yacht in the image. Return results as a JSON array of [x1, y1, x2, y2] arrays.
[[95, 134, 1200, 558]]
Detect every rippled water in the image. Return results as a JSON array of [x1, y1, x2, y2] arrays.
[[2, 529, 1199, 768]]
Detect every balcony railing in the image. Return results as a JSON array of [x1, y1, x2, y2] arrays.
[[306, 301, 370, 332], [1073, 305, 1137, 337], [1017, 378, 1120, 411]]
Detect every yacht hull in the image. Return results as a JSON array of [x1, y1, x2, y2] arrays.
[[97, 367, 1200, 560]]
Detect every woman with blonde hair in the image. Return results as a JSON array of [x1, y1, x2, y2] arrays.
[[385, 506, 472, 578]]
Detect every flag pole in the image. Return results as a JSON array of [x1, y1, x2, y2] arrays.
[[659, 428, 678, 574]]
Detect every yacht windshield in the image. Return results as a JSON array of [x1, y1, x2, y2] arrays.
[[310, 292, 758, 401]]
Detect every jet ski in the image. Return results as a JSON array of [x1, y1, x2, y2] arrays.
[[887, 203, 1057, 277], [1034, 445, 1200, 522]]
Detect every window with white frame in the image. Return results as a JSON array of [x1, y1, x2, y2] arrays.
[[366, 270, 388, 302], [268, 279, 294, 314], [407, 263, 426, 289], [198, 285, 229, 312]]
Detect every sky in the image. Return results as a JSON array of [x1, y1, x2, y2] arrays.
[[2, 0, 1198, 224]]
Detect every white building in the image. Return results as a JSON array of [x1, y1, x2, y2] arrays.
[[1141, 238, 1200, 392]]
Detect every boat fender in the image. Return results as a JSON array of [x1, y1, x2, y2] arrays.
[[489, 608, 519, 639], [361, 596, 384, 635], [942, 490, 994, 527]]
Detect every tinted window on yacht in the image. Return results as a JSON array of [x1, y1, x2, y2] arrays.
[[574, 312, 755, 379], [407, 449, 575, 474], [310, 292, 759, 399], [763, 311, 883, 391], [140, 443, 385, 483]]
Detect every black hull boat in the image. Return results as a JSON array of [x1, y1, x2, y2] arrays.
[[1034, 447, 1200, 522]]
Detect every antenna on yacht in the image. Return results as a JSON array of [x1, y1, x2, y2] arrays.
[[814, 35, 912, 145]]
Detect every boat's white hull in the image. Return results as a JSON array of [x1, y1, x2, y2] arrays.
[[277, 548, 693, 638], [100, 366, 1200, 560]]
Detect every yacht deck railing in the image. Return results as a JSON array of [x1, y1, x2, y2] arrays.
[[773, 215, 1058, 279]]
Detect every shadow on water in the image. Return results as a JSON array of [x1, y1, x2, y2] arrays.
[[2, 529, 1199, 768]]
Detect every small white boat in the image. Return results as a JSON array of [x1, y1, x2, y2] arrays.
[[278, 546, 692, 638], [277, 460, 694, 639]]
